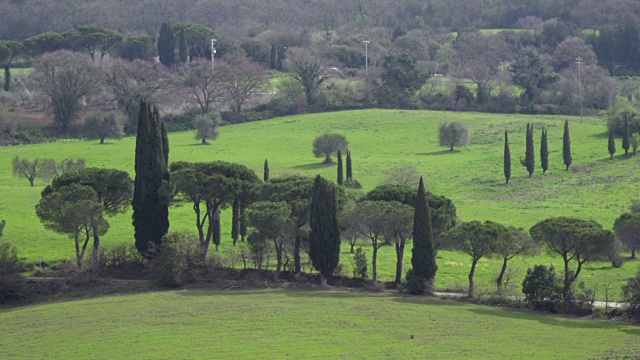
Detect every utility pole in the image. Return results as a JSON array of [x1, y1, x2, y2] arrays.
[[363, 40, 370, 74], [211, 38, 216, 71], [576, 57, 583, 123]]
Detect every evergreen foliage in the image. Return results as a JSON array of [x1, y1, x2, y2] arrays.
[[346, 150, 353, 180], [132, 99, 170, 253], [504, 130, 511, 184], [563, 120, 572, 170], [263, 159, 269, 182], [309, 175, 340, 285], [178, 29, 188, 64], [520, 123, 535, 177], [231, 199, 240, 245], [540, 128, 549, 174], [623, 116, 631, 156], [608, 124, 616, 160], [337, 150, 344, 185], [157, 22, 175, 67], [410, 177, 437, 293]]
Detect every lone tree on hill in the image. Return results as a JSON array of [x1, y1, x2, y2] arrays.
[[608, 124, 616, 160], [309, 175, 341, 286], [409, 177, 438, 294], [563, 120, 572, 170], [132, 99, 170, 253], [83, 111, 125, 144], [520, 123, 535, 177], [438, 122, 470, 151], [540, 128, 549, 174], [530, 217, 616, 302], [504, 130, 511, 184], [313, 133, 348, 164], [194, 112, 220, 145], [337, 150, 344, 185]]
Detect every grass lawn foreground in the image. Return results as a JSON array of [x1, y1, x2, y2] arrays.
[[0, 289, 638, 359]]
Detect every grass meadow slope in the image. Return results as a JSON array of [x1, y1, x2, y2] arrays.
[[0, 290, 638, 359], [1, 109, 639, 296]]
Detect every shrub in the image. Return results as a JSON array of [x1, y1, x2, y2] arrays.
[[0, 243, 27, 303], [405, 268, 428, 295], [247, 232, 270, 270], [98, 243, 146, 267], [521, 265, 563, 312], [153, 232, 200, 287], [351, 247, 368, 278], [343, 178, 362, 189]]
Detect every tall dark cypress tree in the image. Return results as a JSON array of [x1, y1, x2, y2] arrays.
[[521, 123, 535, 177], [540, 128, 549, 174], [411, 177, 438, 286], [623, 117, 631, 156], [504, 130, 511, 184], [263, 159, 270, 182], [213, 210, 221, 251], [178, 29, 188, 65], [608, 125, 616, 160], [346, 150, 353, 180], [337, 150, 344, 185], [158, 22, 175, 67], [309, 175, 341, 286], [133, 99, 169, 252], [563, 120, 572, 170]]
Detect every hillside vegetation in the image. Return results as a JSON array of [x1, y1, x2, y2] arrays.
[[1, 109, 638, 295]]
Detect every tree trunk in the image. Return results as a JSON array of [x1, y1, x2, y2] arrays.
[[75, 232, 82, 268], [4, 65, 11, 91], [372, 242, 378, 285], [496, 257, 508, 288], [468, 257, 479, 297], [632, 249, 636, 260], [350, 241, 355, 254], [91, 225, 101, 265], [395, 240, 405, 285], [324, 153, 332, 164], [29, 176, 35, 187], [450, 144, 454, 151], [320, 274, 327, 286], [274, 239, 282, 281], [563, 256, 573, 302], [100, 136, 106, 144], [294, 234, 301, 273]]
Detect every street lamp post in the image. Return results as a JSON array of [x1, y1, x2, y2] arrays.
[[363, 40, 370, 74], [211, 38, 216, 71], [576, 57, 583, 123]]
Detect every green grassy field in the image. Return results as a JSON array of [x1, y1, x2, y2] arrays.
[[0, 289, 637, 359], [1, 109, 639, 298]]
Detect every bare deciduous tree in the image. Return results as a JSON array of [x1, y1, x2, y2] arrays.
[[31, 51, 102, 133], [177, 60, 225, 115], [219, 54, 267, 113]]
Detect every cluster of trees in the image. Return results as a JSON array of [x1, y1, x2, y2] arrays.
[[12, 156, 85, 186], [503, 120, 572, 183]]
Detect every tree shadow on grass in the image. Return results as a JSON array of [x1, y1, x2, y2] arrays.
[[391, 296, 466, 307], [589, 131, 609, 139], [292, 162, 334, 171], [417, 150, 456, 156], [467, 307, 632, 330]]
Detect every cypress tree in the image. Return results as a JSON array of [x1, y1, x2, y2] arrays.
[[309, 175, 341, 286], [346, 150, 353, 180], [133, 99, 169, 253], [337, 150, 344, 185], [411, 177, 438, 286], [540, 128, 549, 174], [623, 116, 631, 156], [504, 130, 511, 184], [178, 29, 188, 64], [157, 22, 175, 67], [263, 159, 270, 182], [563, 120, 572, 170], [239, 200, 247, 242], [231, 198, 240, 245], [521, 123, 535, 177], [608, 124, 616, 160]]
